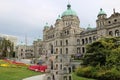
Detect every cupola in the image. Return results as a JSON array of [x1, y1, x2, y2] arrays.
[[62, 4, 77, 17]]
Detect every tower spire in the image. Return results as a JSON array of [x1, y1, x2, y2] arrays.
[[25, 34, 27, 46], [113, 8, 115, 14], [68, 0, 70, 4], [67, 0, 71, 10]]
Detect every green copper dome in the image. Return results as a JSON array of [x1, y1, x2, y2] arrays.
[[44, 22, 49, 28], [57, 15, 61, 20], [98, 8, 106, 16], [62, 4, 77, 17]]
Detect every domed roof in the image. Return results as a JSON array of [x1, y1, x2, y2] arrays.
[[44, 23, 49, 28], [62, 4, 77, 17], [98, 8, 106, 16], [57, 15, 61, 20]]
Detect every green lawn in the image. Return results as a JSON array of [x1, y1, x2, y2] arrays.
[[0, 67, 41, 80], [72, 73, 96, 80], [0, 67, 96, 80], [0, 60, 96, 80]]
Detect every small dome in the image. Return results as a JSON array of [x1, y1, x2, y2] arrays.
[[57, 15, 61, 20], [62, 4, 77, 17], [98, 8, 106, 16], [44, 23, 49, 28]]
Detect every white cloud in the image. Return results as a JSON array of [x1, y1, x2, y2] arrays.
[[0, 0, 120, 44]]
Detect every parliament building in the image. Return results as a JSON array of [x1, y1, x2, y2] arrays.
[[42, 4, 120, 57], [40, 3, 120, 80]]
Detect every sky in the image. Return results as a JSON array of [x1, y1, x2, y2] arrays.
[[0, 0, 120, 45]]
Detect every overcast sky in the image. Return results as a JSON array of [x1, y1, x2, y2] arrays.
[[0, 0, 120, 45]]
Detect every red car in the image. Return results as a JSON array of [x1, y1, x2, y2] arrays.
[[29, 65, 47, 72]]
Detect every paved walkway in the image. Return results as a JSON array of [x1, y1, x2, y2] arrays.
[[22, 74, 45, 80]]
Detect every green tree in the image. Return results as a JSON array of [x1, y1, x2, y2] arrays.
[[83, 37, 120, 67], [0, 38, 14, 59]]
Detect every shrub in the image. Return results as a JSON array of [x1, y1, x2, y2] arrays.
[[75, 65, 120, 79], [75, 66, 96, 78], [98, 68, 120, 80]]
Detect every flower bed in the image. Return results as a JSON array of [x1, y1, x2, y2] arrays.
[[0, 59, 29, 68], [28, 65, 47, 72]]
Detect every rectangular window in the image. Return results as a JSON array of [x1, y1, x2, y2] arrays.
[[60, 48, 62, 54], [60, 40, 62, 46]]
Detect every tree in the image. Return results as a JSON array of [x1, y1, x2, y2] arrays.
[[82, 37, 120, 67], [0, 38, 14, 59]]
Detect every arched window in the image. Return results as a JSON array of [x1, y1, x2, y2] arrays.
[[56, 71, 58, 75], [60, 59, 62, 62], [56, 64, 58, 70], [85, 38, 88, 44], [66, 40, 68, 46], [50, 45, 53, 54], [109, 31, 113, 36], [66, 48, 68, 54], [82, 39, 84, 45], [82, 47, 85, 53], [89, 37, 92, 43], [56, 56, 58, 59], [115, 30, 119, 37], [53, 75, 55, 80], [77, 39, 80, 45], [93, 36, 96, 41], [67, 30, 69, 35], [64, 76, 67, 80], [60, 48, 62, 54], [77, 47, 80, 53], [69, 76, 72, 80], [60, 40, 62, 46], [51, 61, 53, 69], [56, 41, 57, 46], [68, 67, 71, 73], [56, 48, 58, 54], [60, 64, 62, 70], [63, 67, 67, 73]]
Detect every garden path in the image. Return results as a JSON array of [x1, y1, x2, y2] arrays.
[[23, 74, 45, 80]]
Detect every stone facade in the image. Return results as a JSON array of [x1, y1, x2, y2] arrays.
[[34, 4, 120, 80], [42, 8, 120, 57], [16, 45, 34, 59], [33, 39, 44, 58]]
